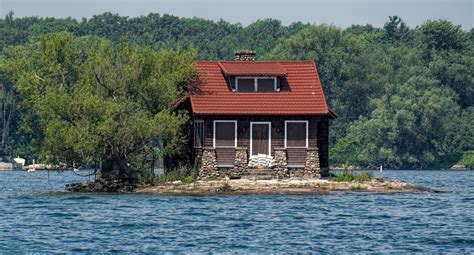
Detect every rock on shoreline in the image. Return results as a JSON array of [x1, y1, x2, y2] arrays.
[[65, 179, 137, 193]]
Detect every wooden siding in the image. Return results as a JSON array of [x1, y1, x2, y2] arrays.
[[317, 118, 329, 169], [198, 115, 329, 166], [287, 148, 307, 166], [216, 148, 236, 166]]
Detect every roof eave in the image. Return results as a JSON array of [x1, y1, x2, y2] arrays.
[[328, 108, 339, 119], [192, 112, 332, 116], [173, 95, 190, 109]]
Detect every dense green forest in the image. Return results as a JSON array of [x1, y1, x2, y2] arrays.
[[0, 12, 473, 169]]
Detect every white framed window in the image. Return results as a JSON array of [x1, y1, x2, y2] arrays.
[[285, 120, 308, 148], [213, 120, 237, 148], [193, 120, 204, 148], [235, 77, 279, 92]]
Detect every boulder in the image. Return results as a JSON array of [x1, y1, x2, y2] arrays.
[[65, 179, 137, 193], [0, 162, 19, 170]]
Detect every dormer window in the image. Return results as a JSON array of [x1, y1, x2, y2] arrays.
[[234, 77, 279, 92], [236, 78, 254, 92]]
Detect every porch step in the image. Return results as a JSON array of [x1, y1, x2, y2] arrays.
[[241, 169, 276, 180], [246, 169, 274, 175]]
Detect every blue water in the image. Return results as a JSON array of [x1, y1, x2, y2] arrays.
[[0, 170, 473, 253]]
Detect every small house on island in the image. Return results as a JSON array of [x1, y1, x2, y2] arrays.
[[178, 50, 337, 179]]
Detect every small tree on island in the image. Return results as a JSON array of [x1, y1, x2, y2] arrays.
[[1, 32, 196, 182]]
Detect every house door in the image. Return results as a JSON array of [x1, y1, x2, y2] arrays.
[[251, 122, 271, 156]]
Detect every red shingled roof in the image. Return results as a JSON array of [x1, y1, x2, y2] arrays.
[[189, 60, 333, 116], [218, 61, 287, 76]]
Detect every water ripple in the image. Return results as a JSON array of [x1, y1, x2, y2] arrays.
[[0, 170, 474, 253]]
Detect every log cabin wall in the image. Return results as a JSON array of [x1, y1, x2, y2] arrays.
[[195, 115, 329, 167], [317, 118, 329, 170]]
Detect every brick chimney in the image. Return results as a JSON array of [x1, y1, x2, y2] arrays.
[[234, 50, 256, 61]]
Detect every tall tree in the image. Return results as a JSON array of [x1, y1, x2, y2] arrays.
[[1, 32, 195, 180], [381, 16, 413, 45], [420, 20, 469, 51], [0, 74, 14, 154], [331, 78, 465, 169], [1, 13, 472, 169]]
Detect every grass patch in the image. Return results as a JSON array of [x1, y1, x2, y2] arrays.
[[154, 169, 196, 185], [332, 171, 374, 182], [217, 181, 232, 192], [350, 184, 367, 191]]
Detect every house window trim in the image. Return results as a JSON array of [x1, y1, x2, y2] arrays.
[[235, 76, 279, 92], [213, 120, 238, 148], [284, 120, 309, 149], [250, 122, 272, 156], [193, 119, 204, 148]]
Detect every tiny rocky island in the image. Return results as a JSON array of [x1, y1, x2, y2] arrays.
[[135, 178, 443, 195], [65, 171, 445, 195]]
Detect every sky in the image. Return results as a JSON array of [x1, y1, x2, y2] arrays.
[[1, 0, 472, 29]]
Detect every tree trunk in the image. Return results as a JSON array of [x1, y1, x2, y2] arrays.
[[1, 99, 12, 154], [99, 156, 140, 183]]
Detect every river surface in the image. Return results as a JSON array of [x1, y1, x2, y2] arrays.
[[0, 170, 473, 253]]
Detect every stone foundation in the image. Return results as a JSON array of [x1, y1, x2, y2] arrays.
[[198, 147, 219, 180], [289, 168, 305, 178], [303, 148, 321, 178], [197, 146, 321, 180], [274, 148, 289, 179], [231, 147, 248, 177]]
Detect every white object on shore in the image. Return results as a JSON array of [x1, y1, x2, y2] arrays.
[[14, 157, 26, 168], [380, 165, 383, 173], [248, 154, 276, 168]]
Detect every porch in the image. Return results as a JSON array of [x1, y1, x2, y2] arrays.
[[197, 146, 321, 180]]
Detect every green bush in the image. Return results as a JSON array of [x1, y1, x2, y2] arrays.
[[332, 171, 374, 182], [154, 169, 196, 185], [458, 151, 474, 168]]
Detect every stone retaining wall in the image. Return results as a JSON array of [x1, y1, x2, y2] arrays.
[[198, 147, 219, 179], [231, 147, 248, 177], [289, 168, 305, 178], [303, 148, 321, 178], [198, 146, 321, 180], [274, 148, 289, 179]]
